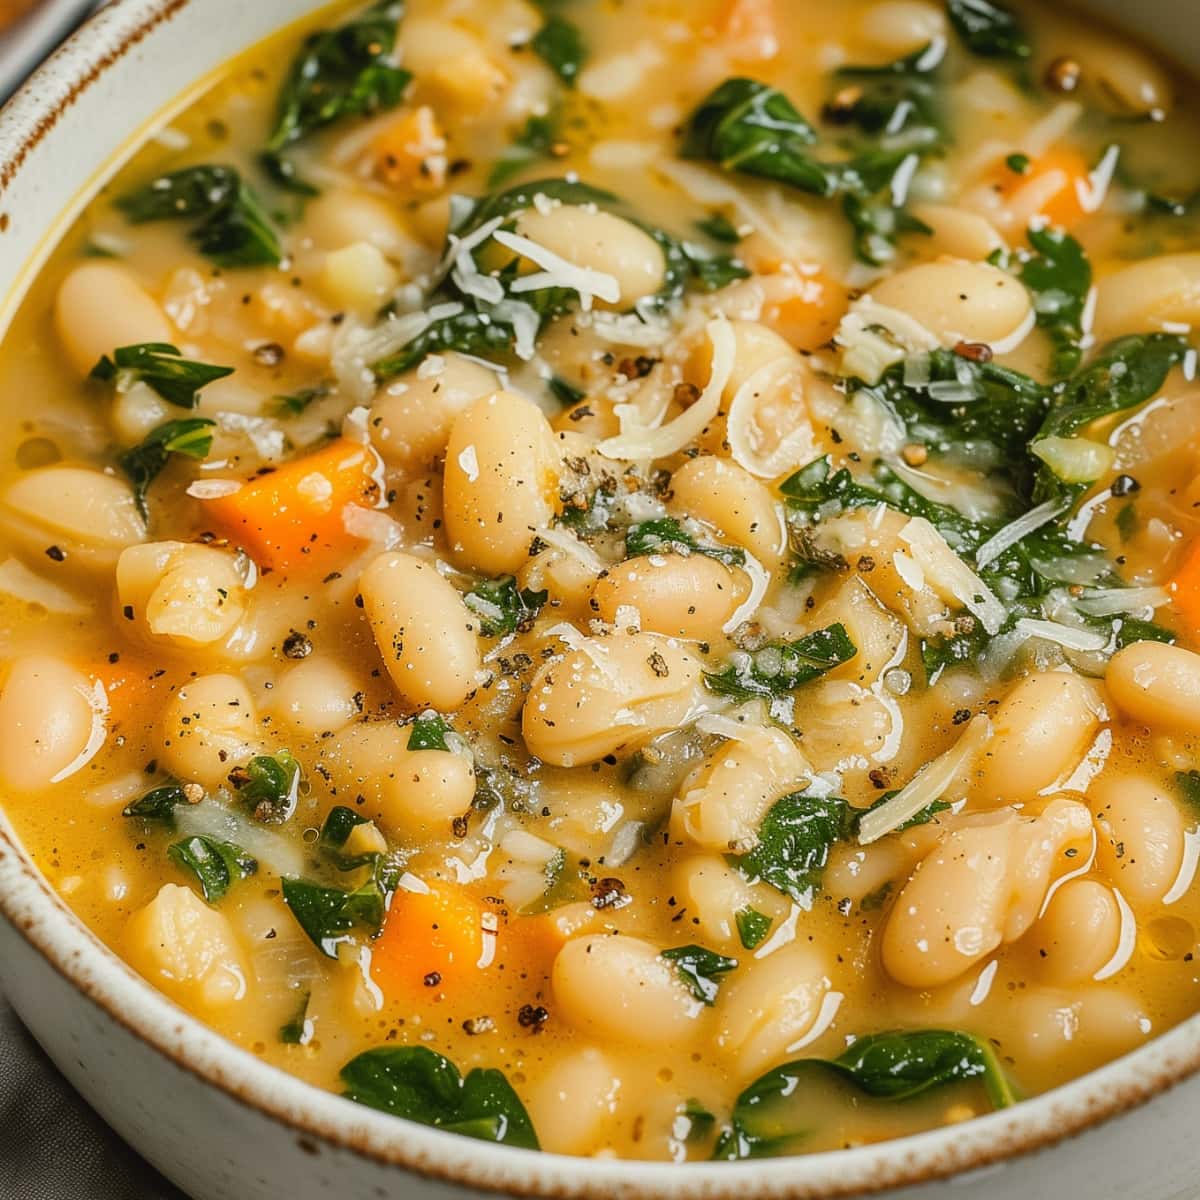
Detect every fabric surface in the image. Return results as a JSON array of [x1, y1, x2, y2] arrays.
[[0, 990, 186, 1199]]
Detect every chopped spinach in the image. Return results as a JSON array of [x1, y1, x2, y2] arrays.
[[661, 945, 738, 1005], [681, 243, 751, 291], [1176, 769, 1200, 815], [119, 418, 215, 519], [279, 989, 313, 1045], [625, 517, 746, 568], [547, 374, 585, 407], [1019, 227, 1092, 378], [168, 834, 257, 903], [946, 0, 1031, 60], [463, 575, 548, 636], [229, 751, 302, 823], [714, 1028, 1015, 1159], [319, 805, 379, 868], [676, 1099, 717, 1142], [281, 870, 396, 958], [89, 342, 233, 409], [340, 1045, 539, 1149], [489, 111, 562, 188], [734, 792, 852, 905], [704, 624, 857, 701], [695, 212, 741, 243], [116, 165, 281, 268], [735, 906, 772, 950], [531, 14, 586, 86], [122, 781, 191, 825], [407, 711, 452, 752]]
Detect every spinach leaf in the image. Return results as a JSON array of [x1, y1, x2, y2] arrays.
[[407, 711, 452, 751], [1175, 769, 1200, 815], [695, 212, 741, 243], [1116, 616, 1175, 647], [271, 382, 331, 416], [116, 165, 281, 268], [704, 624, 857, 701], [489, 111, 562, 188], [372, 306, 525, 380], [734, 792, 853, 905], [547, 374, 585, 407], [340, 1045, 539, 1149], [625, 517, 746, 568], [1019, 227, 1092, 378], [228, 751, 302, 823], [531, 14, 586, 86], [843, 189, 933, 268], [735, 907, 772, 950], [265, 0, 409, 153], [681, 243, 752, 291], [122, 781, 191, 825], [281, 872, 394, 958], [676, 1099, 717, 1143], [279, 989, 313, 1045], [168, 834, 257, 903], [463, 575, 548, 636], [89, 342, 233, 409], [119, 418, 215, 519], [829, 43, 945, 139], [714, 1028, 1015, 1160], [661, 945, 738, 1005], [946, 0, 1031, 60], [681, 78, 835, 197], [319, 805, 379, 868]]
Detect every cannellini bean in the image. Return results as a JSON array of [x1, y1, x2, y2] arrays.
[[3, 466, 145, 568], [116, 542, 247, 647], [716, 944, 833, 1076], [1107, 641, 1200, 734], [672, 856, 762, 950], [514, 206, 666, 309], [270, 657, 361, 737], [523, 630, 702, 766], [668, 457, 787, 571], [518, 545, 599, 617], [398, 17, 506, 112], [160, 674, 261, 788], [882, 799, 1093, 988], [379, 746, 475, 840], [54, 262, 172, 377], [526, 1049, 622, 1156], [552, 934, 699, 1044], [443, 390, 560, 575], [111, 381, 171, 444], [1011, 987, 1150, 1067], [675, 726, 809, 852], [869, 259, 1033, 350], [358, 551, 481, 711], [370, 353, 499, 469], [0, 656, 101, 791], [124, 883, 248, 1009], [305, 189, 413, 258], [976, 672, 1103, 803], [590, 553, 746, 641], [859, 0, 946, 55], [1094, 255, 1200, 339], [318, 242, 399, 315], [1034, 879, 1123, 984], [909, 204, 1006, 261], [1091, 774, 1186, 906]]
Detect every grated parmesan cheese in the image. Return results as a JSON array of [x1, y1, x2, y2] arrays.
[[723, 549, 770, 634], [974, 497, 1069, 570], [726, 356, 818, 478], [1014, 618, 1110, 652], [899, 517, 1006, 635], [492, 229, 620, 312]]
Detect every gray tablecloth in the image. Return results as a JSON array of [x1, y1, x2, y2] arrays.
[[0, 990, 185, 1199]]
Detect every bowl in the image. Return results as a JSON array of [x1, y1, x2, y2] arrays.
[[2, 2, 1200, 1198]]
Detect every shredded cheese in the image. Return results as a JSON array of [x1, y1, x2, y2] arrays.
[[492, 229, 620, 312], [974, 497, 1069, 570], [857, 714, 991, 845], [899, 517, 1006, 635], [723, 548, 770, 634], [726, 356, 817, 478], [1014, 617, 1110, 652]]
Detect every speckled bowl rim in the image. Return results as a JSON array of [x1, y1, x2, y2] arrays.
[[1, 1, 1200, 1197]]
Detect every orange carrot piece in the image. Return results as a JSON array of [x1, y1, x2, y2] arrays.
[[199, 438, 382, 574], [1170, 539, 1200, 635], [370, 106, 447, 192], [994, 148, 1091, 230]]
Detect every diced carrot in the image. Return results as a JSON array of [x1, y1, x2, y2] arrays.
[[992, 148, 1091, 230], [1170, 539, 1200, 635], [759, 267, 848, 351], [371, 884, 490, 1001], [199, 438, 382, 574], [369, 106, 447, 192]]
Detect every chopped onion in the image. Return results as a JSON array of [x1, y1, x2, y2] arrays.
[[1015, 618, 1110, 652], [343, 503, 403, 547], [0, 557, 90, 615], [1031, 436, 1114, 483], [974, 497, 1069, 570], [175, 799, 305, 879], [186, 479, 243, 500], [534, 524, 608, 573], [857, 714, 991, 845], [1075, 586, 1170, 617]]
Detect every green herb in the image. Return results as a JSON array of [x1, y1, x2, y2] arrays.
[[547, 374, 585, 407], [265, 1, 409, 154], [843, 188, 932, 267], [122, 781, 191, 825], [489, 111, 562, 188], [625, 516, 745, 568], [1019, 227, 1092, 378], [281, 871, 395, 958], [89, 342, 233, 409], [705, 624, 857, 702], [676, 1099, 717, 1142], [1005, 152, 1031, 174], [695, 213, 741, 243], [229, 751, 302, 822], [279, 990, 313, 1045], [340, 1045, 539, 1149], [116, 165, 281, 268], [1115, 616, 1175, 648], [858, 881, 893, 912], [531, 14, 586, 86], [946, 0, 1031, 60], [319, 805, 378, 868], [168, 835, 257, 903], [714, 1028, 1016, 1160], [372, 307, 524, 380], [661, 945, 738, 1006], [1176, 769, 1200, 814], [119, 418, 215, 519], [1115, 502, 1138, 542], [1146, 190, 1200, 218], [734, 792, 852, 905], [407, 711, 452, 752], [681, 243, 751, 291], [681, 78, 832, 196], [517, 849, 590, 916], [463, 575, 548, 636], [830, 43, 945, 140], [272, 382, 331, 415], [735, 907, 772, 950]]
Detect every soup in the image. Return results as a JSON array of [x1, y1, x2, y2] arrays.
[[2, 0, 1200, 1163]]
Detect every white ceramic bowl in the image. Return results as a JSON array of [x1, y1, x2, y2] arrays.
[[2, 3, 1200, 1198]]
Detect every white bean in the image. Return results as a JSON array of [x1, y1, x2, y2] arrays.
[[1090, 774, 1186, 906], [525, 1049, 623, 1156], [1034, 879, 1122, 985], [160, 674, 261, 788], [1107, 640, 1200, 734], [270, 657, 361, 737]]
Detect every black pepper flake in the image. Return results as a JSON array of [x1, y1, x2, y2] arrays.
[[462, 1016, 495, 1036], [517, 1003, 549, 1031], [952, 708, 971, 725], [647, 650, 670, 678], [423, 971, 442, 988], [282, 630, 313, 659], [1111, 474, 1140, 497], [44, 545, 65, 562], [122, 605, 135, 621], [590, 877, 629, 910], [252, 342, 285, 367]]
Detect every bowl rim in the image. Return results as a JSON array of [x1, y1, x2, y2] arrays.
[[2, 1, 1200, 1197]]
